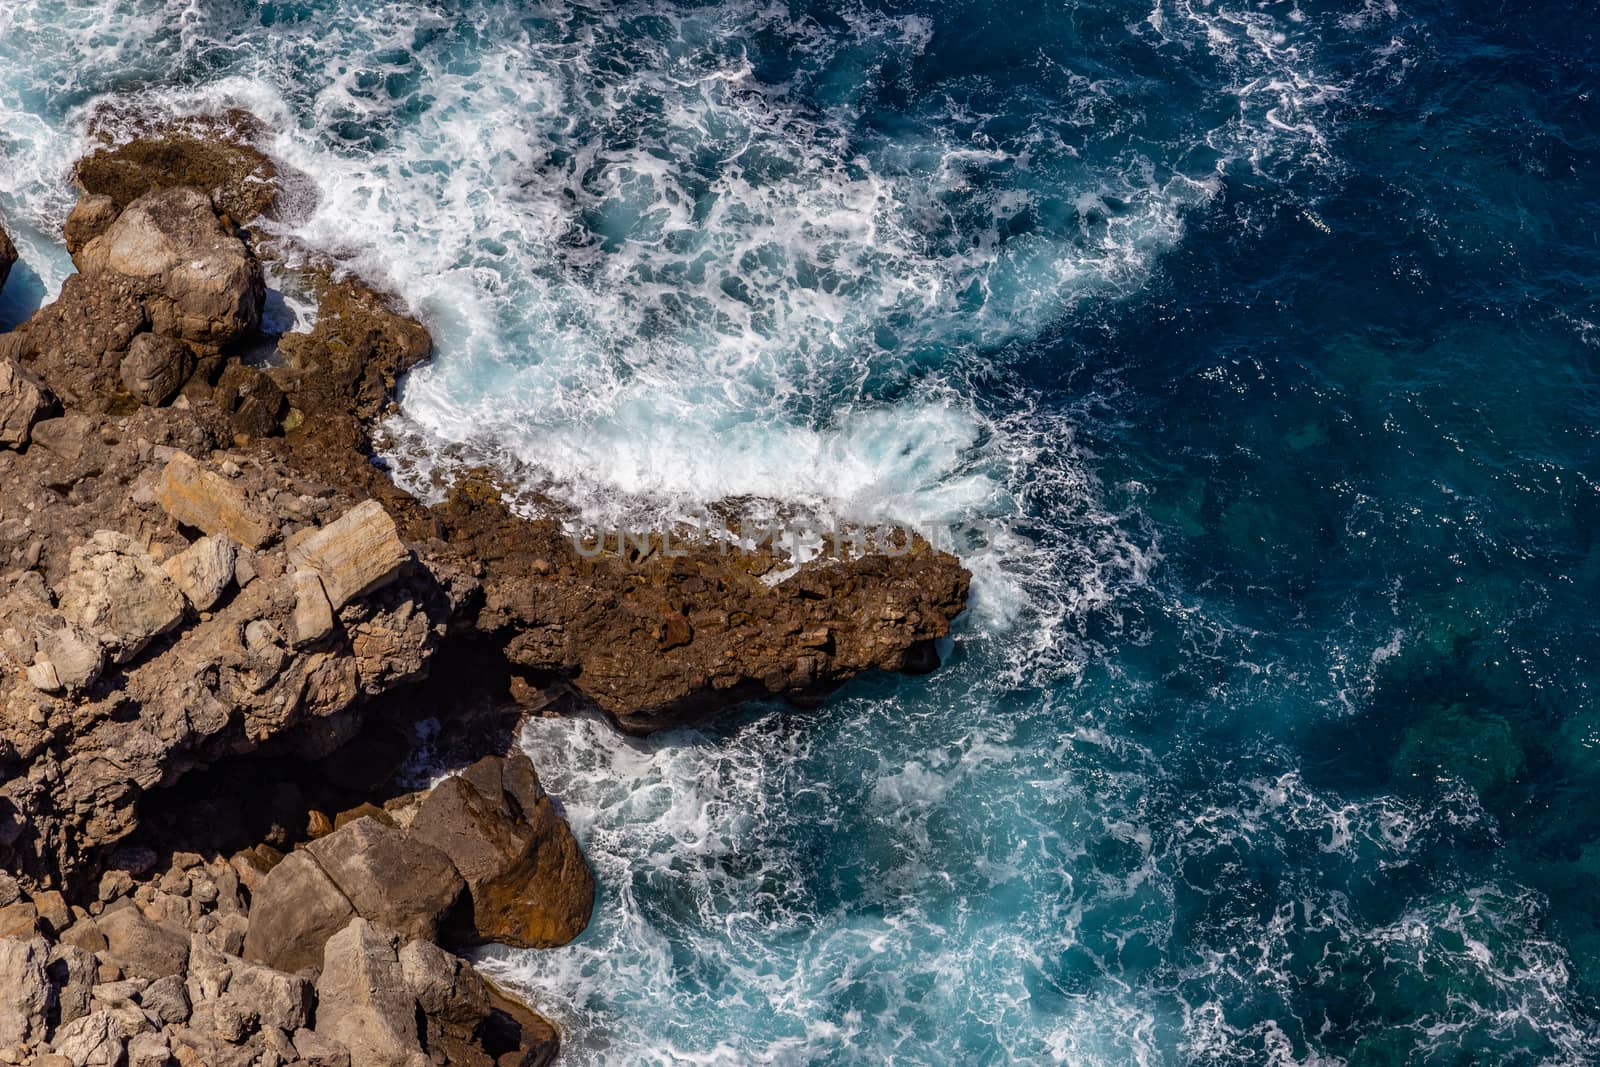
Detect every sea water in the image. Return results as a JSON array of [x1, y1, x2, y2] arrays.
[[3, 0, 1598, 1062]]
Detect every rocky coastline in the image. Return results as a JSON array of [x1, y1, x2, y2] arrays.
[[0, 128, 969, 1065]]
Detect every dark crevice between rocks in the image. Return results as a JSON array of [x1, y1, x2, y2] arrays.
[[113, 640, 575, 876]]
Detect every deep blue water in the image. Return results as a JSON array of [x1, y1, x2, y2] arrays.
[[4, 0, 1600, 1062]]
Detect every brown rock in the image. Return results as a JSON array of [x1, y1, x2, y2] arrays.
[[97, 907, 189, 981], [63, 194, 121, 256], [409, 754, 593, 949], [0, 902, 40, 940], [0, 359, 55, 450], [156, 452, 275, 548], [76, 128, 281, 224], [288, 500, 411, 609], [305, 816, 465, 945], [240, 850, 354, 975], [119, 332, 194, 406]]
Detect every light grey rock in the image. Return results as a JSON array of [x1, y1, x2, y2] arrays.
[[312, 919, 429, 1067], [162, 534, 235, 611], [0, 937, 51, 1047], [58, 531, 186, 664]]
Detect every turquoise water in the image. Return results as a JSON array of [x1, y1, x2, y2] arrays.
[[4, 0, 1600, 1062]]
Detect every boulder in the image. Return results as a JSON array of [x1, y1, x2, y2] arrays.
[[162, 534, 236, 611], [0, 359, 55, 450], [290, 568, 335, 646], [74, 186, 263, 345], [119, 332, 194, 406], [49, 1010, 127, 1066], [97, 906, 190, 981], [398, 937, 489, 1036], [136, 972, 190, 1026], [63, 194, 120, 256], [58, 531, 187, 664], [409, 754, 594, 949], [156, 452, 275, 548], [288, 500, 411, 609], [126, 1031, 171, 1067], [48, 943, 97, 1028], [305, 816, 466, 945], [240, 850, 354, 976], [226, 954, 315, 1032], [25, 616, 106, 695], [0, 936, 51, 1046], [313, 919, 429, 1067]]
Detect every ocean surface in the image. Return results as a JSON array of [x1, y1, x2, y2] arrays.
[[4, 0, 1600, 1062]]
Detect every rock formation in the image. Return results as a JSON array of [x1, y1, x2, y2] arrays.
[[0, 759, 563, 1066], [0, 127, 969, 1064]]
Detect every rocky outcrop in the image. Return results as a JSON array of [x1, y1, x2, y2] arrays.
[[410, 754, 594, 949], [0, 126, 968, 1063], [75, 125, 280, 225], [0, 768, 562, 1066], [0, 186, 262, 413]]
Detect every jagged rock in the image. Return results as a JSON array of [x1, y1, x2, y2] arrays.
[[313, 919, 429, 1067], [136, 972, 190, 1025], [293, 1026, 352, 1067], [410, 754, 593, 949], [25, 616, 107, 695], [225, 952, 314, 1032], [305, 816, 465, 945], [119, 332, 194, 406], [126, 1031, 171, 1067], [290, 568, 334, 646], [0, 222, 15, 292], [156, 451, 275, 548], [58, 531, 187, 665], [288, 500, 410, 609], [0, 937, 51, 1046], [63, 195, 120, 257], [162, 534, 236, 611], [0, 359, 55, 450], [49, 943, 97, 1028], [97, 906, 189, 981], [480, 984, 561, 1067], [240, 851, 354, 976], [76, 126, 281, 224], [75, 186, 263, 345]]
